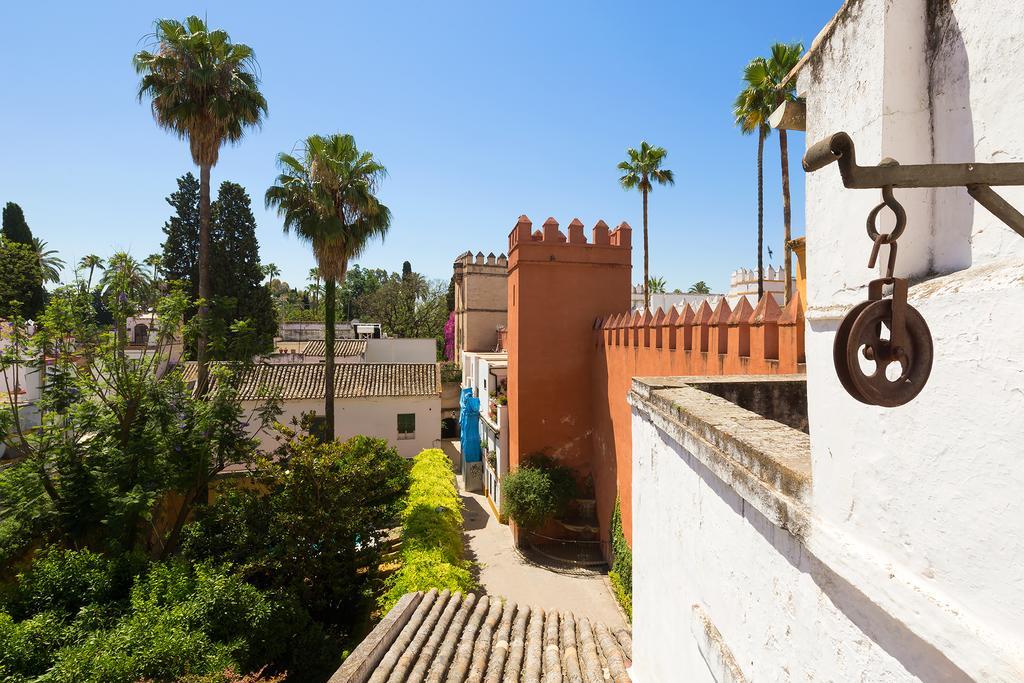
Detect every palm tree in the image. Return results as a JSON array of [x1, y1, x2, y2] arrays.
[[266, 133, 391, 441], [100, 252, 151, 346], [306, 282, 323, 308], [79, 254, 105, 290], [134, 16, 268, 393], [734, 60, 773, 301], [144, 253, 163, 282], [688, 280, 711, 294], [32, 238, 65, 284], [308, 267, 321, 305], [647, 276, 667, 294], [744, 43, 803, 302], [618, 142, 675, 309], [263, 263, 280, 284]]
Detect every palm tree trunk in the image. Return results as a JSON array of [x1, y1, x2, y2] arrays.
[[642, 187, 650, 310], [324, 275, 337, 441], [87, 266, 95, 291], [756, 127, 765, 301], [197, 164, 212, 394], [779, 128, 793, 303]]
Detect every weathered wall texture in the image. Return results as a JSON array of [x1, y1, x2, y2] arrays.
[[453, 251, 508, 358], [632, 1, 1024, 680]]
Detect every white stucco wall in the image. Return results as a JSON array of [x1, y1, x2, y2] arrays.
[[247, 394, 440, 459], [364, 338, 436, 363], [631, 2, 1024, 680], [631, 402, 929, 682], [800, 0, 1024, 678]]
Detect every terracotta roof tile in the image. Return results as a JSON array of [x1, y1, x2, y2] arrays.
[[330, 590, 632, 682], [301, 339, 368, 357], [180, 362, 439, 400]]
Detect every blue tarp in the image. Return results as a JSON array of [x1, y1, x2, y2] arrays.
[[459, 388, 482, 462]]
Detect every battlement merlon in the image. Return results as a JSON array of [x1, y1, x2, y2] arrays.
[[507, 215, 632, 271]]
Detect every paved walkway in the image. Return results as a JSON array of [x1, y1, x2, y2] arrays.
[[459, 479, 627, 631]]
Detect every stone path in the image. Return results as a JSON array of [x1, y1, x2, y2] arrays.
[[458, 477, 628, 631]]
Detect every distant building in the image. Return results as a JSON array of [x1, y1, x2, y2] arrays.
[[0, 320, 43, 460], [461, 351, 508, 505], [452, 251, 508, 358], [182, 362, 442, 461], [630, 265, 786, 312]]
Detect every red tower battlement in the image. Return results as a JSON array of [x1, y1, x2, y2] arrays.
[[506, 215, 632, 483]]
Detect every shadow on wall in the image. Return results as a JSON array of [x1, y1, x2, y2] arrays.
[[928, 1, 974, 272], [664, 424, 973, 681]]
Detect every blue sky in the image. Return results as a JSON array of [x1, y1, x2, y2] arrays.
[[0, 1, 840, 294]]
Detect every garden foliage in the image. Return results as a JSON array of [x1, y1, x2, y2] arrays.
[[609, 498, 632, 621], [500, 454, 577, 530], [380, 449, 476, 612]]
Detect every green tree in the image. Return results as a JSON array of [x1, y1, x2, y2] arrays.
[[266, 134, 391, 440], [734, 58, 775, 300], [744, 43, 803, 302], [78, 254, 105, 290], [162, 176, 277, 359], [209, 181, 278, 358], [31, 239, 65, 284], [357, 270, 448, 356], [160, 172, 201, 290], [2, 202, 33, 245], [135, 16, 268, 394], [0, 239, 45, 319], [182, 434, 409, 628], [618, 142, 675, 310], [338, 264, 387, 320], [647, 276, 667, 294], [262, 263, 280, 283], [688, 280, 711, 294], [144, 253, 162, 282]]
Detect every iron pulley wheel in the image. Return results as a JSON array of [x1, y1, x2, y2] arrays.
[[835, 299, 933, 407]]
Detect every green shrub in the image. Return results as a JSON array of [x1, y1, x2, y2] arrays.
[[439, 361, 462, 384], [380, 449, 476, 611], [609, 498, 632, 622], [501, 454, 577, 530]]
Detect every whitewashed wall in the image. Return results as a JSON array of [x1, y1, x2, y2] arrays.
[[801, 0, 1024, 678], [247, 394, 440, 459], [631, 1, 1024, 680], [364, 338, 437, 363]]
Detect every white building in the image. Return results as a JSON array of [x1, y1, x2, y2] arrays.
[[182, 362, 442, 460], [265, 338, 436, 365], [631, 266, 785, 313], [0, 320, 43, 459], [629, 1, 1024, 681], [461, 351, 508, 506]]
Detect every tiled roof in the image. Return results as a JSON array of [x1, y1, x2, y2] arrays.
[[301, 339, 368, 357], [180, 362, 439, 400], [330, 590, 632, 682]]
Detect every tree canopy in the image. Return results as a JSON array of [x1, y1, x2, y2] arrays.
[[0, 238, 45, 319], [2, 203, 33, 245]]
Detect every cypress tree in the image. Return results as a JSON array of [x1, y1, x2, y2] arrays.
[[0, 239, 45, 318], [2, 202, 34, 245], [159, 175, 277, 358], [210, 181, 277, 356], [160, 173, 201, 295]]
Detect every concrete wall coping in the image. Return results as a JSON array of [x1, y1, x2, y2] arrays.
[[629, 376, 812, 537]]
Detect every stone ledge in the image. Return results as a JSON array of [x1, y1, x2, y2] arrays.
[[629, 376, 811, 538]]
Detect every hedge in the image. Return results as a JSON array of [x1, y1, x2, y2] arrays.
[[379, 449, 476, 611], [609, 498, 632, 621]]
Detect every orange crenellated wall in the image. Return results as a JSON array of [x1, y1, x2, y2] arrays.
[[591, 293, 805, 546], [505, 212, 806, 554]]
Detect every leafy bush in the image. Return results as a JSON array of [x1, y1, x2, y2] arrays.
[[380, 449, 476, 611], [501, 454, 577, 530], [439, 361, 461, 384], [609, 498, 632, 621], [184, 435, 409, 630]]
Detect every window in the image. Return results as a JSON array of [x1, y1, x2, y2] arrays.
[[397, 413, 416, 440]]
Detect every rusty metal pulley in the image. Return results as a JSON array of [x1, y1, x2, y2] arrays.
[[833, 183, 933, 407]]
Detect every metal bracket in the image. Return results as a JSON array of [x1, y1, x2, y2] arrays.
[[804, 132, 1024, 238]]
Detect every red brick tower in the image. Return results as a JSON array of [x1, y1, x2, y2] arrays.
[[506, 215, 632, 482]]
